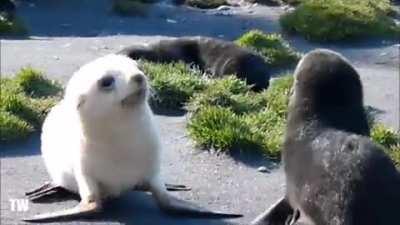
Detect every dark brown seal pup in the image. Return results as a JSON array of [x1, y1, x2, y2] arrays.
[[252, 49, 400, 225], [118, 36, 271, 91]]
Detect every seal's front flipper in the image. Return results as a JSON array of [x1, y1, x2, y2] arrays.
[[23, 201, 101, 222], [25, 182, 77, 203], [251, 197, 293, 225], [165, 183, 191, 191], [150, 181, 242, 218]]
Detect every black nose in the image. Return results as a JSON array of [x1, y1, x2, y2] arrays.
[[132, 74, 144, 84]]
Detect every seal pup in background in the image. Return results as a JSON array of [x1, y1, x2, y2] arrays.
[[252, 49, 400, 225], [118, 36, 271, 91], [24, 54, 242, 222]]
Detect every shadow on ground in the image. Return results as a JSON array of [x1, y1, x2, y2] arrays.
[[0, 133, 41, 158], [22, 192, 238, 225]]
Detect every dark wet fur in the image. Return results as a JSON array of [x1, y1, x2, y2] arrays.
[[253, 49, 400, 225], [118, 36, 270, 91]]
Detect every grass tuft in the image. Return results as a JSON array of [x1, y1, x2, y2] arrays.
[[14, 67, 62, 98], [280, 0, 400, 41], [371, 124, 400, 167], [0, 69, 61, 143], [186, 76, 264, 115], [187, 75, 294, 157], [236, 30, 300, 67], [187, 106, 266, 152], [140, 61, 207, 110], [0, 110, 33, 142]]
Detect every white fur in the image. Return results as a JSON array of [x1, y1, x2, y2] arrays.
[[41, 54, 163, 200]]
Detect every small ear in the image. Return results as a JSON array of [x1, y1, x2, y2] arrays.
[[77, 95, 86, 110]]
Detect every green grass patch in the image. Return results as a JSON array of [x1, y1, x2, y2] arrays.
[[236, 30, 301, 67], [184, 0, 228, 9], [187, 75, 293, 158], [0, 110, 33, 143], [0, 68, 61, 143], [187, 106, 267, 152], [112, 0, 157, 16], [140, 61, 207, 110], [138, 57, 293, 157], [186, 76, 266, 115], [14, 68, 61, 98], [280, 0, 400, 41], [371, 124, 400, 167]]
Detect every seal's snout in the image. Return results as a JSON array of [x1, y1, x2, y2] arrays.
[[130, 73, 145, 86], [129, 73, 148, 91], [121, 73, 148, 107]]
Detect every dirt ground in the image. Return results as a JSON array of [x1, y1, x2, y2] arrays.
[[1, 1, 399, 224]]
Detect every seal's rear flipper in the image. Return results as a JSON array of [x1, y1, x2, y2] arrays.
[[22, 201, 101, 223], [25, 182, 52, 196], [251, 197, 293, 225], [25, 182, 77, 203]]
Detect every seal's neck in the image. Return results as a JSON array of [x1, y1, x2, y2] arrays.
[[286, 97, 370, 139], [79, 103, 152, 142]]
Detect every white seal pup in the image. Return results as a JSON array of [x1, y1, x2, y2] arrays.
[[24, 54, 242, 222], [251, 49, 400, 225]]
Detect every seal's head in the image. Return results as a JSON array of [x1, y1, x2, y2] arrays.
[[65, 54, 149, 120], [288, 49, 369, 135]]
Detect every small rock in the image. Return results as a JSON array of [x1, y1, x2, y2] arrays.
[[282, 5, 295, 12], [166, 18, 177, 24], [257, 166, 269, 173], [62, 43, 71, 48], [217, 5, 231, 11], [53, 56, 60, 60]]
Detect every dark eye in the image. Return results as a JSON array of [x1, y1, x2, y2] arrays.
[[98, 76, 115, 91]]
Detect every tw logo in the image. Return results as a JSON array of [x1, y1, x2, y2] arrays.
[[9, 198, 29, 212]]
